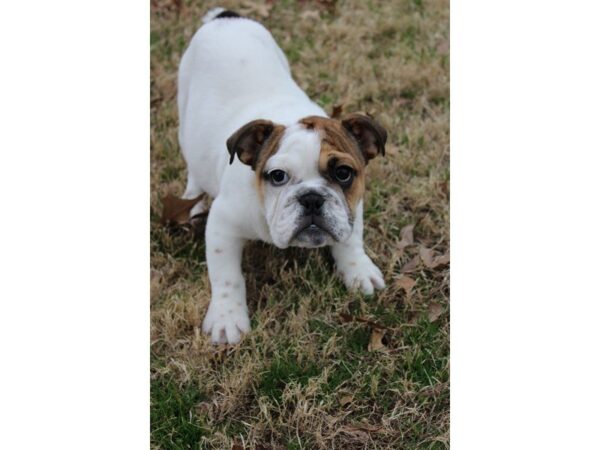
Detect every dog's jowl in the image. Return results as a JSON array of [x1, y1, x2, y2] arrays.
[[178, 8, 387, 344]]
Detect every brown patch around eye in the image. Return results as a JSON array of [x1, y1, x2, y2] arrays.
[[319, 141, 365, 212], [302, 120, 366, 213], [252, 125, 285, 203]]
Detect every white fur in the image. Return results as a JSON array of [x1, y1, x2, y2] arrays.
[[178, 15, 384, 344]]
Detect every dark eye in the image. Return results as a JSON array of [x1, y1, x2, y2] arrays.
[[268, 169, 289, 186], [334, 165, 354, 184]]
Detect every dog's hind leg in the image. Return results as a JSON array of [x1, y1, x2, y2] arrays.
[[182, 173, 208, 217]]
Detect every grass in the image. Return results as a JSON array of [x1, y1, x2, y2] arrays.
[[151, 0, 449, 448]]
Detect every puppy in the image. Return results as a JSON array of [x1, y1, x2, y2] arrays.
[[178, 8, 387, 344]]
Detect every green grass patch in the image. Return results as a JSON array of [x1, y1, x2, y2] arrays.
[[258, 355, 321, 402], [151, 378, 207, 449]]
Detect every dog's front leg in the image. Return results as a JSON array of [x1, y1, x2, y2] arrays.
[[331, 201, 385, 295], [202, 203, 250, 344]]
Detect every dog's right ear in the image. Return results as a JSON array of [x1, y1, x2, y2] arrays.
[[226, 120, 281, 169]]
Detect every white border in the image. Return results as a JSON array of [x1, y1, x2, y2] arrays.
[[0, 1, 149, 448], [452, 1, 600, 448]]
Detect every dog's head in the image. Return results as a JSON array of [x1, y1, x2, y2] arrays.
[[227, 114, 386, 248]]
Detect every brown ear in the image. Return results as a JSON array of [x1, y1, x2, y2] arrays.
[[226, 119, 279, 169], [341, 114, 387, 163]]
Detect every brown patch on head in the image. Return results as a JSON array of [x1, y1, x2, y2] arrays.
[[226, 119, 285, 170], [300, 115, 386, 212], [226, 119, 285, 203], [341, 113, 387, 161]]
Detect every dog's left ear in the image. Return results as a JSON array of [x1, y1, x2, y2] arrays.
[[227, 119, 281, 169], [341, 114, 387, 163]]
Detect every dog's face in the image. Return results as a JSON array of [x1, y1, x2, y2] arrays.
[[227, 115, 386, 248]]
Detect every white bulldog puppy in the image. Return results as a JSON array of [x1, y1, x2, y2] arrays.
[[178, 8, 387, 344]]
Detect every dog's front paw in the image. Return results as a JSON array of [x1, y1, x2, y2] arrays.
[[337, 255, 385, 295], [202, 299, 250, 344]]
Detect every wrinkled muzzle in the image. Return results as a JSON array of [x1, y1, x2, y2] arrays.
[[267, 185, 353, 249]]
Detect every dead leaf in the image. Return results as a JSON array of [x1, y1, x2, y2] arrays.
[[300, 9, 321, 21], [240, 0, 272, 18], [437, 180, 449, 197], [161, 194, 203, 226], [427, 303, 444, 322], [420, 247, 450, 269], [400, 224, 414, 244], [419, 247, 435, 268], [385, 143, 399, 156], [339, 394, 354, 406], [368, 328, 386, 352], [151, 0, 183, 15], [331, 103, 343, 119], [433, 253, 450, 267], [400, 255, 421, 273], [397, 224, 415, 252], [395, 275, 416, 295], [339, 312, 353, 323]]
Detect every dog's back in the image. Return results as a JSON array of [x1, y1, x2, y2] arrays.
[[178, 9, 325, 199]]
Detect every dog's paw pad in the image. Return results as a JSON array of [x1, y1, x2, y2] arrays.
[[338, 256, 385, 295], [202, 301, 250, 344]]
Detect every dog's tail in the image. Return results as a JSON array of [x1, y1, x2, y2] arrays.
[[202, 7, 242, 24]]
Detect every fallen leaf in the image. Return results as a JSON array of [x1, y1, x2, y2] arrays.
[[400, 224, 414, 244], [433, 253, 450, 267], [339, 394, 354, 406], [419, 247, 450, 269], [437, 180, 449, 197], [151, 0, 182, 14], [368, 328, 386, 352], [161, 194, 203, 226], [397, 96, 411, 106], [419, 247, 435, 268], [395, 275, 416, 295], [427, 303, 444, 322], [240, 0, 272, 18], [339, 312, 353, 323], [397, 224, 415, 252], [385, 143, 399, 156], [400, 255, 421, 273], [300, 9, 321, 21], [331, 104, 343, 119]]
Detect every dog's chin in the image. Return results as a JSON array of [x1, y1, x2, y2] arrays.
[[291, 224, 333, 248], [290, 223, 334, 248]]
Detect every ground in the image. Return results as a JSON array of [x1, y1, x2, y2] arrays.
[[151, 0, 449, 448]]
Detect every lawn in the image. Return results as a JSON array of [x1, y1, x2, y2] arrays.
[[151, 0, 449, 448]]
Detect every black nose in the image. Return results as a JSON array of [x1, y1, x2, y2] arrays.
[[299, 192, 325, 214]]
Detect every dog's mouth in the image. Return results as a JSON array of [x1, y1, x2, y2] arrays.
[[291, 216, 334, 248]]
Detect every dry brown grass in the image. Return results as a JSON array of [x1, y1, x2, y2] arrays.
[[151, 0, 449, 448]]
